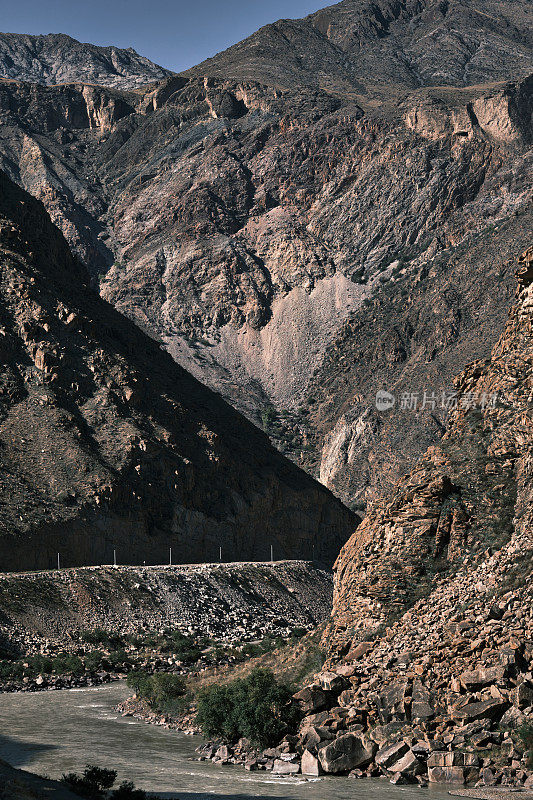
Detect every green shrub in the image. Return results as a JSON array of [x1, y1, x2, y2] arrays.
[[195, 667, 300, 747], [79, 629, 125, 649], [111, 781, 147, 800], [518, 722, 533, 768], [158, 630, 203, 663], [61, 767, 151, 800], [52, 653, 84, 676], [126, 671, 187, 714], [61, 765, 117, 799], [84, 651, 105, 672]]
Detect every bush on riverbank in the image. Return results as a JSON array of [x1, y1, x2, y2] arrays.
[[126, 670, 189, 714], [195, 667, 300, 747], [0, 652, 86, 680], [61, 765, 152, 800]]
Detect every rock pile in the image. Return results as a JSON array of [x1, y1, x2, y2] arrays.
[[197, 250, 533, 788], [0, 561, 332, 670]]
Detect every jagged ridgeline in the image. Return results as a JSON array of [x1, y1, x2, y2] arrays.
[[0, 1, 531, 517], [0, 172, 357, 571]]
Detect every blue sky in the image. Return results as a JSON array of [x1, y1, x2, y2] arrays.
[[2, 0, 330, 72]]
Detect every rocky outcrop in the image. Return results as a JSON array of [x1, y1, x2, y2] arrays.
[[0, 171, 356, 570], [0, 33, 172, 88], [329, 249, 533, 650], [267, 251, 533, 786]]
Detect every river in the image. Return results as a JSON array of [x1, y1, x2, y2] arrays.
[[0, 683, 451, 799]]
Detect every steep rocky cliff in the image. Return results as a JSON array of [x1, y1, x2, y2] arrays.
[[0, 1, 531, 511], [287, 249, 533, 783], [329, 248, 532, 653], [222, 251, 532, 786], [0, 33, 172, 88], [0, 171, 356, 570]]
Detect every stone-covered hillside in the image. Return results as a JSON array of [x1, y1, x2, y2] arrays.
[[0, 171, 356, 571], [255, 250, 532, 787]]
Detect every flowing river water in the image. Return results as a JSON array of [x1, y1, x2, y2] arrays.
[[0, 683, 452, 799]]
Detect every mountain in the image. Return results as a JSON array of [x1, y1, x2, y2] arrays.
[[221, 250, 533, 786], [185, 0, 533, 93], [0, 33, 172, 88], [0, 170, 356, 571], [0, 0, 531, 513], [329, 248, 533, 656]]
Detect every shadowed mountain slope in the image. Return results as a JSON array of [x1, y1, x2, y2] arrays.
[[0, 171, 356, 571]]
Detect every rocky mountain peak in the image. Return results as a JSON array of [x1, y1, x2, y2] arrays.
[[0, 32, 173, 88], [185, 0, 533, 93]]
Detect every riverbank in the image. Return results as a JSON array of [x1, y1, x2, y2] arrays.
[[0, 683, 454, 800], [0, 560, 332, 693], [0, 758, 81, 800]]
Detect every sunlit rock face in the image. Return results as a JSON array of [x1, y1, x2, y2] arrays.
[[0, 1, 531, 510]]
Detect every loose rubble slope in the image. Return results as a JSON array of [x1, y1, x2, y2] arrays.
[[264, 250, 532, 787], [0, 561, 333, 654]]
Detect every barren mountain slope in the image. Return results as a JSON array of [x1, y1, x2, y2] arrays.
[[0, 171, 356, 571], [0, 33, 172, 88], [186, 0, 533, 93], [0, 0, 531, 510], [329, 248, 533, 655]]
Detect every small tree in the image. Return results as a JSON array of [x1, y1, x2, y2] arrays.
[[196, 667, 300, 748], [126, 671, 187, 714], [61, 766, 117, 799]]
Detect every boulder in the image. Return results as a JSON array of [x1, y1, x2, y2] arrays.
[[411, 680, 434, 721], [346, 642, 373, 661], [428, 766, 466, 784], [272, 759, 300, 775], [375, 741, 410, 770], [451, 699, 509, 724], [390, 772, 409, 785], [318, 733, 376, 774], [389, 749, 422, 778], [368, 722, 407, 745], [516, 680, 533, 709], [460, 666, 507, 689], [214, 744, 231, 761], [500, 706, 526, 728], [427, 751, 479, 768], [301, 749, 322, 776], [300, 724, 334, 751], [316, 671, 346, 693], [378, 681, 409, 719], [293, 685, 330, 714]]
